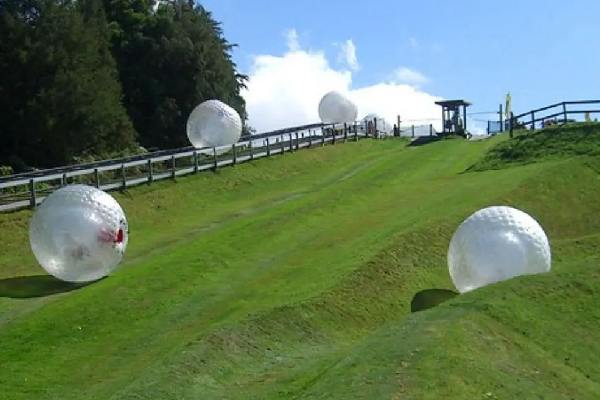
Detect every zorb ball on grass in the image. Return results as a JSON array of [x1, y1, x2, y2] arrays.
[[29, 185, 128, 283], [362, 113, 391, 134], [318, 91, 358, 124], [186, 100, 242, 149], [448, 206, 551, 293]]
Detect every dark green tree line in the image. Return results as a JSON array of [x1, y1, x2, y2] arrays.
[[104, 0, 247, 148], [0, 0, 137, 168], [0, 0, 247, 169]]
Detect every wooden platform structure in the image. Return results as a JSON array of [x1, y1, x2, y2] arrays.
[[435, 99, 471, 137]]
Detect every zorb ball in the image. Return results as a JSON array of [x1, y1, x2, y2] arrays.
[[186, 100, 242, 148], [448, 206, 551, 293], [29, 185, 128, 283], [362, 113, 391, 134], [318, 91, 358, 124]]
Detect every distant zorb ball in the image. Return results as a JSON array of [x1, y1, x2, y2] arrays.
[[362, 113, 391, 134], [448, 206, 551, 293], [29, 185, 128, 283], [186, 100, 242, 148], [318, 91, 358, 124]]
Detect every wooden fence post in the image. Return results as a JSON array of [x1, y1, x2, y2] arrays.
[[171, 155, 176, 179], [94, 168, 100, 188], [344, 123, 348, 142], [121, 164, 127, 189], [61, 173, 67, 187], [355, 123, 358, 141], [213, 147, 218, 170], [295, 132, 299, 150], [266, 138, 271, 156], [499, 103, 504, 132], [309, 131, 312, 147], [148, 159, 153, 182], [232, 144, 237, 165], [531, 111, 535, 130], [429, 124, 433, 136], [322, 130, 325, 146], [193, 151, 198, 173], [250, 142, 254, 160], [332, 125, 336, 145], [29, 179, 36, 209], [509, 112, 514, 138], [562, 102, 568, 124], [411, 125, 415, 138]]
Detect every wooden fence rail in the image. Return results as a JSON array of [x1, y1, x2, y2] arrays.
[[1, 121, 372, 212], [510, 100, 600, 133]]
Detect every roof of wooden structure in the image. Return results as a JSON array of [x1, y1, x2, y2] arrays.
[[435, 99, 472, 107]]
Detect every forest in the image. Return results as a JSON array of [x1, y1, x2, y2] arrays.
[[0, 0, 247, 171]]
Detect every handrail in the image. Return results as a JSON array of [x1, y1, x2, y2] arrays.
[[512, 100, 600, 129], [513, 101, 563, 119], [0, 122, 327, 183], [0, 120, 377, 212]]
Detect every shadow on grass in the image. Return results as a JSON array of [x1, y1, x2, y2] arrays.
[[0, 275, 95, 299], [408, 136, 442, 147], [411, 288, 459, 313]]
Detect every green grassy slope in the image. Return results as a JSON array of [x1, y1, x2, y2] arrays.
[[472, 122, 600, 170], [0, 130, 599, 399]]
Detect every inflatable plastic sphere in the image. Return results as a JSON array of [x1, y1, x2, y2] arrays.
[[318, 91, 358, 124], [448, 206, 551, 293], [186, 100, 242, 148], [362, 113, 392, 133], [29, 185, 128, 283]]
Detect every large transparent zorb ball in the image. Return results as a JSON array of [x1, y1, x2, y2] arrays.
[[29, 185, 128, 282], [186, 100, 242, 148], [448, 206, 551, 293], [318, 91, 358, 124]]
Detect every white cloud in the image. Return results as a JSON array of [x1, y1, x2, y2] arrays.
[[243, 31, 442, 133], [337, 39, 359, 71], [285, 29, 300, 52], [393, 67, 429, 86], [349, 84, 441, 129], [243, 50, 351, 131]]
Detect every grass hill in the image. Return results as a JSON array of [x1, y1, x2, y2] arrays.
[[1, 127, 599, 399], [472, 122, 600, 170]]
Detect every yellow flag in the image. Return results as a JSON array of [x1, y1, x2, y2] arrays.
[[505, 92, 512, 120]]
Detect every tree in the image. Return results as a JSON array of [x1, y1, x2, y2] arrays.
[[0, 0, 137, 169], [103, 0, 247, 149], [0, 0, 247, 169]]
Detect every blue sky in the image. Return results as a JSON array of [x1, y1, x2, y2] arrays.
[[201, 0, 600, 132]]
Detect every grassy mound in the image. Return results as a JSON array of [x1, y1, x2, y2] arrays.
[[472, 122, 600, 170], [0, 134, 599, 399]]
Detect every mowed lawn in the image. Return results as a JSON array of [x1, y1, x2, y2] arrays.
[[1, 134, 600, 399]]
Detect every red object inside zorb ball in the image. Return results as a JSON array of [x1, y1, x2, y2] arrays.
[[115, 228, 124, 244]]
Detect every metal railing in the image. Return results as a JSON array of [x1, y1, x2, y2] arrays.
[[398, 124, 436, 138], [1, 122, 372, 212]]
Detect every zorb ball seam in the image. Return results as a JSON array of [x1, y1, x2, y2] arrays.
[[29, 184, 129, 283], [186, 100, 242, 149], [318, 91, 358, 124], [447, 206, 551, 293]]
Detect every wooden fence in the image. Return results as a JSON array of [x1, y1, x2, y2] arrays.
[[511, 100, 600, 132], [1, 121, 372, 212]]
